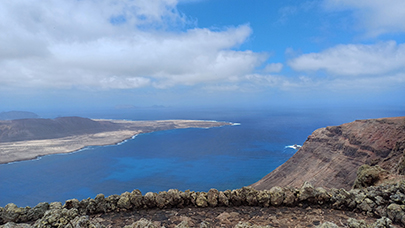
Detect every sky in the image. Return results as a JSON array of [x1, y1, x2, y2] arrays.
[[1, 0, 404, 112]]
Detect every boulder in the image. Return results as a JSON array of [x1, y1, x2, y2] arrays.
[[0, 222, 33, 228], [118, 192, 132, 210], [200, 221, 211, 228], [69, 215, 104, 228], [64, 199, 80, 210], [282, 187, 297, 206], [85, 198, 98, 214], [353, 165, 388, 189], [94, 194, 107, 213], [298, 182, 315, 202], [27, 202, 49, 221], [243, 187, 258, 206], [314, 187, 331, 204], [207, 189, 219, 207], [316, 222, 339, 228], [105, 195, 120, 212], [143, 192, 157, 208], [33, 208, 79, 228], [2, 203, 29, 224], [373, 217, 393, 228], [129, 190, 144, 209], [175, 220, 190, 228], [180, 190, 192, 207], [386, 203, 405, 224], [155, 192, 167, 209], [196, 193, 208, 207], [233, 221, 272, 228], [49, 202, 62, 210], [218, 191, 230, 206], [269, 187, 284, 206], [257, 190, 270, 207], [357, 198, 375, 214], [230, 190, 243, 206], [331, 188, 352, 209], [347, 218, 368, 228], [123, 218, 160, 228], [167, 189, 183, 207]]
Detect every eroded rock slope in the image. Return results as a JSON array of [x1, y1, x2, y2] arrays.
[[252, 117, 405, 190]]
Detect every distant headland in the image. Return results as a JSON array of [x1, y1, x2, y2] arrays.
[[0, 111, 39, 120], [0, 116, 232, 164]]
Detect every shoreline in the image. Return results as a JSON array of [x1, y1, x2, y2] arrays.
[[0, 119, 232, 165], [2, 132, 142, 165]]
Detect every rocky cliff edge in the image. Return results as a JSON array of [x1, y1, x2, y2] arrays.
[[252, 116, 405, 190]]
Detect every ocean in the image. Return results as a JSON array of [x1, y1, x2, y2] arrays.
[[1, 106, 404, 207]]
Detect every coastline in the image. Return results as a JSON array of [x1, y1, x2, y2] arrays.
[[0, 119, 232, 165]]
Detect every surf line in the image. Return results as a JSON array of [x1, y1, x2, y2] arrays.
[[285, 144, 302, 150]]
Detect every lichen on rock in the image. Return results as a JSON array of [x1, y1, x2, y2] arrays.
[[353, 165, 389, 189]]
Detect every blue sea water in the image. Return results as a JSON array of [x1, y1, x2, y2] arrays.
[[0, 106, 404, 207]]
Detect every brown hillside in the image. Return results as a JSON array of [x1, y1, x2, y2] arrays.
[[0, 117, 119, 142], [251, 116, 405, 190]]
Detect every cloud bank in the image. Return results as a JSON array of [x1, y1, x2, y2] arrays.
[[288, 41, 405, 76], [323, 0, 405, 37], [0, 0, 266, 90], [1, 0, 404, 98]]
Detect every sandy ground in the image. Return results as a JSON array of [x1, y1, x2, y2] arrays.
[[0, 119, 231, 164], [0, 130, 140, 164]]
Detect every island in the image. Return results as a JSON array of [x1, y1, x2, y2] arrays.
[[0, 117, 233, 164]]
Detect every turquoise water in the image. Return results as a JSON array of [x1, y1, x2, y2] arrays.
[[1, 106, 403, 207]]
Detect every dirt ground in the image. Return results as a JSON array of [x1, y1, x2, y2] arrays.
[[90, 205, 397, 228]]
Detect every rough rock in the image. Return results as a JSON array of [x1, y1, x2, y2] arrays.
[[269, 187, 284, 206], [317, 222, 339, 228], [233, 222, 272, 228], [347, 218, 369, 228], [386, 203, 405, 224], [0, 222, 33, 228], [143, 192, 157, 208], [218, 191, 230, 206], [207, 189, 219, 207], [129, 190, 143, 209], [118, 192, 132, 210], [1, 204, 29, 224], [123, 218, 159, 228], [4, 182, 405, 226], [195, 193, 208, 208], [353, 165, 389, 189], [298, 181, 315, 202]]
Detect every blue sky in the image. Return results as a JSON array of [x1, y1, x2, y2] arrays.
[[1, 0, 404, 112]]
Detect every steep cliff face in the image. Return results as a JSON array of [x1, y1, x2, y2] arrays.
[[251, 116, 405, 190]]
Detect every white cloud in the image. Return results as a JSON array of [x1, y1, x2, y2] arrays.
[[0, 0, 265, 90], [100, 76, 151, 89], [263, 63, 283, 73], [202, 84, 240, 92], [323, 0, 405, 37], [288, 41, 405, 76]]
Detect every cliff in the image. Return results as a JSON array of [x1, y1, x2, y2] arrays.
[[251, 116, 405, 190]]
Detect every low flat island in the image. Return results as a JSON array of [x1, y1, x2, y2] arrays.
[[0, 118, 233, 164]]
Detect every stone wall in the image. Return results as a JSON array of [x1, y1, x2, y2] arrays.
[[2, 181, 405, 227]]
